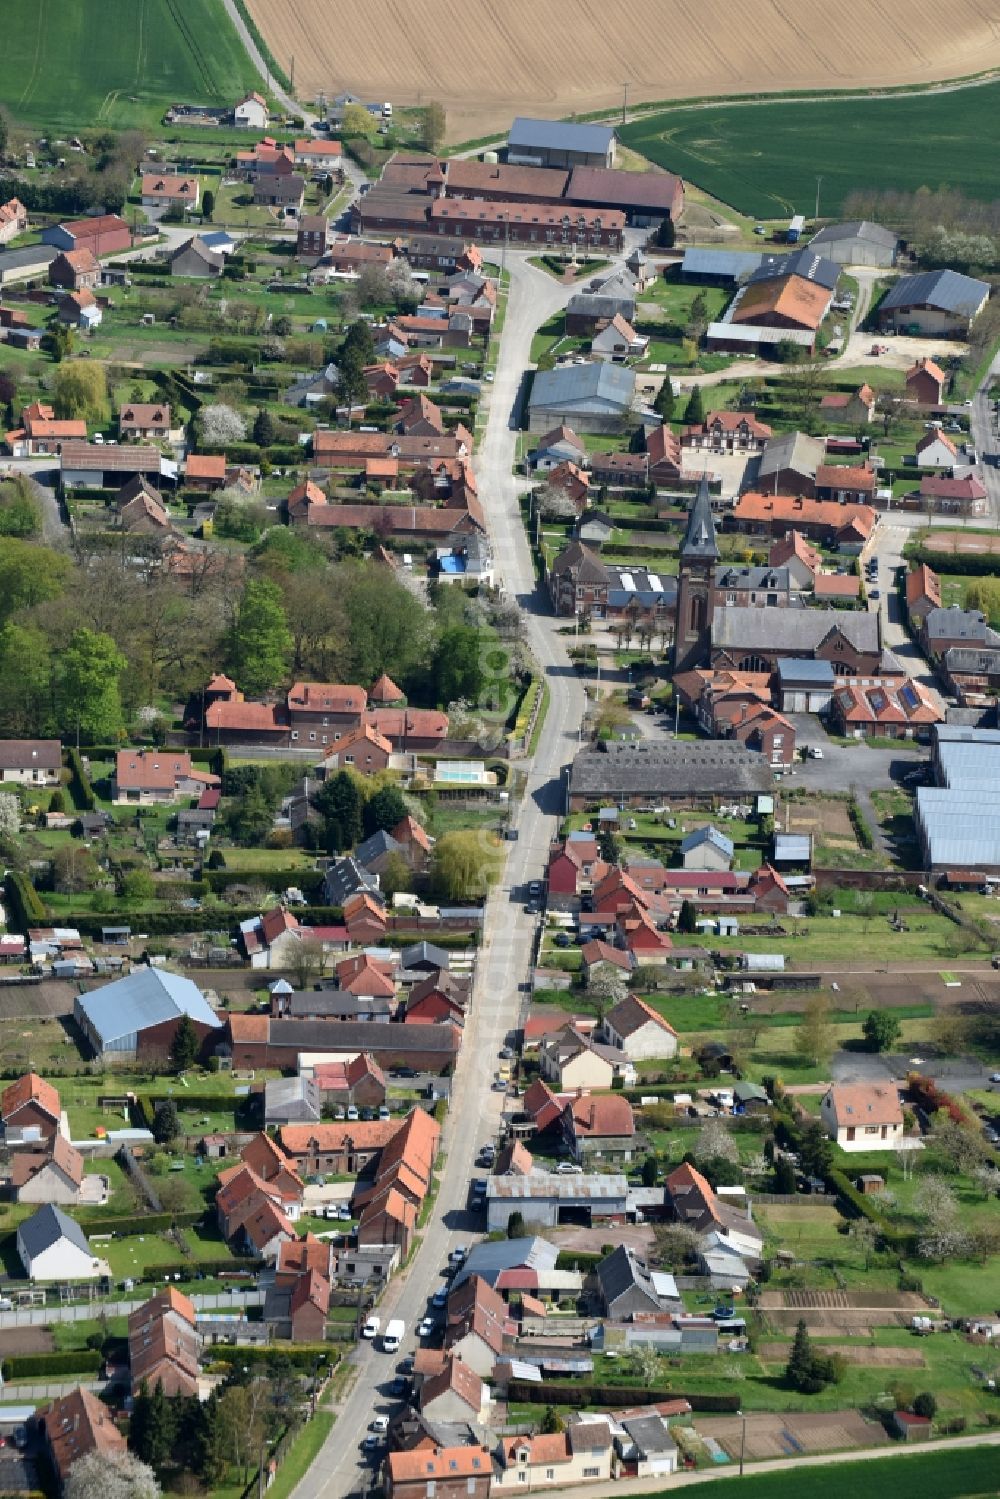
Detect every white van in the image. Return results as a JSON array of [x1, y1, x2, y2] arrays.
[[382, 102, 393, 119], [383, 1318, 404, 1353]]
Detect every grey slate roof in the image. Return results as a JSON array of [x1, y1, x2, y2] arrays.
[[606, 565, 677, 610], [566, 292, 636, 322], [355, 830, 404, 867], [267, 1018, 459, 1054], [508, 117, 615, 154], [551, 539, 613, 584], [944, 646, 1000, 672], [597, 1244, 659, 1310], [714, 565, 789, 591], [451, 1235, 559, 1292], [680, 824, 734, 860], [529, 362, 636, 417], [401, 941, 451, 971], [323, 856, 382, 907], [748, 248, 840, 290], [713, 606, 879, 654], [810, 220, 898, 250], [569, 740, 773, 799], [621, 1416, 678, 1457], [924, 607, 996, 647], [881, 269, 990, 316], [77, 968, 221, 1047], [19, 1204, 92, 1261], [758, 430, 825, 479], [680, 474, 720, 562]]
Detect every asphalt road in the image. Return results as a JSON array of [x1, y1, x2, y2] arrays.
[[293, 256, 593, 1499]]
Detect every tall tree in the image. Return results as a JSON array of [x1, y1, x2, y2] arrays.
[[653, 377, 675, 420], [170, 1013, 199, 1072], [226, 579, 292, 694], [53, 361, 109, 424], [432, 623, 484, 706], [202, 188, 215, 221], [0, 539, 71, 624], [422, 102, 447, 153], [862, 1010, 901, 1053], [315, 771, 365, 852], [363, 783, 408, 836], [59, 628, 126, 745], [152, 1098, 180, 1144], [683, 384, 705, 424], [795, 991, 834, 1067], [0, 621, 52, 733], [252, 407, 275, 447], [431, 829, 504, 900]]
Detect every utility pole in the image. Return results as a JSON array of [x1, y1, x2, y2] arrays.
[[290, 55, 295, 93], [815, 175, 823, 223], [622, 82, 629, 127]]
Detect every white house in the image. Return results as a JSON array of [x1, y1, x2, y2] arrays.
[[0, 739, 62, 785], [820, 1083, 904, 1152], [601, 995, 678, 1062], [493, 1422, 615, 1490], [915, 429, 960, 468], [234, 91, 269, 130], [17, 1204, 100, 1280], [591, 313, 648, 362]]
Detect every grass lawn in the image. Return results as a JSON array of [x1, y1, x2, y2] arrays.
[[0, 0, 263, 132], [104, 1232, 195, 1278], [266, 1412, 335, 1499], [710, 910, 989, 967], [219, 846, 317, 872]]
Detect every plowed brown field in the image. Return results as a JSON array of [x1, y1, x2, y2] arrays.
[[247, 0, 1000, 141]]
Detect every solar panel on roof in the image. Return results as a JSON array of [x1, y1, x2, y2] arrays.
[[649, 575, 663, 592], [620, 572, 635, 591]]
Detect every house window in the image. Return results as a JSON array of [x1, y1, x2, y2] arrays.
[[545, 1471, 555, 1481], [309, 732, 316, 741], [290, 732, 299, 741], [517, 1473, 528, 1484], [584, 1469, 600, 1479]]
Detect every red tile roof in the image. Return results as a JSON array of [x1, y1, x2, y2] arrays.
[[565, 1094, 635, 1138], [1, 1072, 60, 1124]]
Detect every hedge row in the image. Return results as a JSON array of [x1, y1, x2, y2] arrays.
[[907, 546, 1000, 579], [829, 1167, 919, 1253], [209, 1344, 338, 1370], [847, 799, 875, 851], [507, 1379, 740, 1412], [66, 746, 96, 811], [3, 1350, 102, 1380], [5, 871, 47, 927], [80, 1209, 205, 1235], [203, 868, 326, 896]]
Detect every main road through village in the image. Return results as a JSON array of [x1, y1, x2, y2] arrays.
[[293, 257, 590, 1498], [286, 246, 1000, 1497]]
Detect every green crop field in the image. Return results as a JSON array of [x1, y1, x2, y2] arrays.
[[666, 1445, 1000, 1498], [0, 0, 263, 132], [620, 84, 1000, 217]]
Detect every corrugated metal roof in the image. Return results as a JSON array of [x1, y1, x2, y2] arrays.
[[881, 268, 990, 316], [77, 968, 222, 1045], [509, 117, 615, 154], [748, 248, 840, 290], [810, 220, 897, 249], [706, 321, 814, 347], [487, 1172, 628, 1201], [452, 1236, 558, 1292], [776, 658, 836, 685], [530, 361, 635, 414], [680, 248, 764, 280]]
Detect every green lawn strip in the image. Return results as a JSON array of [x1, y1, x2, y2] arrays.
[[264, 1412, 335, 1499]]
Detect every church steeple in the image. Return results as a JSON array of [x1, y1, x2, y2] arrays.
[[680, 473, 719, 562], [672, 474, 718, 673]]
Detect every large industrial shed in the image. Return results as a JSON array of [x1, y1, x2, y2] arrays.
[[74, 968, 223, 1062], [916, 726, 1000, 872], [485, 1172, 628, 1232], [808, 220, 898, 267], [878, 269, 990, 336], [528, 362, 636, 434]]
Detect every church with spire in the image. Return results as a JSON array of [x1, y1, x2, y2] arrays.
[[672, 474, 719, 673]]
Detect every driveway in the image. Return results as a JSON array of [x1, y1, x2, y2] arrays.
[[785, 714, 927, 793]]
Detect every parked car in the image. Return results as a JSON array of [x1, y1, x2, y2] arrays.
[[370, 1416, 390, 1433], [555, 1161, 583, 1174], [417, 1316, 435, 1338], [448, 1246, 467, 1265]]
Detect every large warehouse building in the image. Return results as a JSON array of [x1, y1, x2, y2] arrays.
[[916, 725, 1000, 872], [74, 968, 223, 1062]]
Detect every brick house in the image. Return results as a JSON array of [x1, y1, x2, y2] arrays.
[[387, 1445, 493, 1499], [296, 214, 328, 258], [184, 453, 227, 490], [905, 564, 942, 624], [2, 1074, 62, 1143], [0, 197, 28, 245], [813, 464, 877, 503], [119, 403, 172, 440], [140, 174, 200, 211], [112, 750, 220, 805], [38, 1387, 125, 1486], [127, 1287, 201, 1397], [906, 357, 946, 406], [561, 1094, 636, 1163], [548, 540, 611, 616], [43, 213, 131, 257], [48, 248, 100, 290], [682, 411, 772, 454], [729, 492, 877, 546]]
